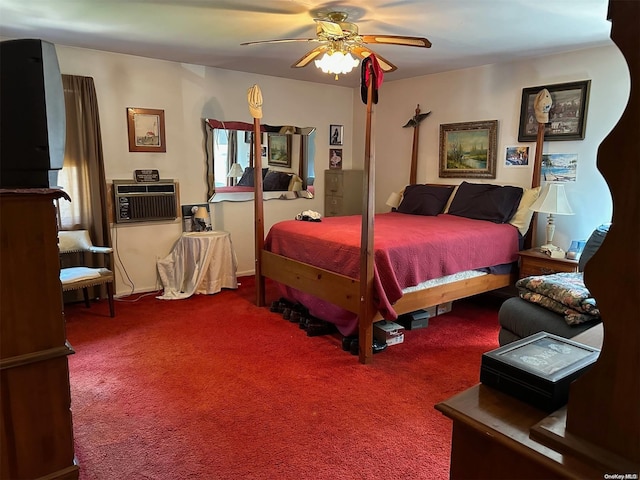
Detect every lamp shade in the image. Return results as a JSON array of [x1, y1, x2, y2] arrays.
[[194, 206, 209, 219], [386, 192, 402, 209], [227, 163, 244, 178], [529, 183, 574, 215]]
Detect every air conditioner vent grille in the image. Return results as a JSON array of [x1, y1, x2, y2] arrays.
[[113, 180, 177, 223]]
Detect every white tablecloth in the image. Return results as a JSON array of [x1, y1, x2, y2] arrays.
[[156, 231, 237, 300]]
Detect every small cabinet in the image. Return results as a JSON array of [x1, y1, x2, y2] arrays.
[[324, 169, 363, 217]]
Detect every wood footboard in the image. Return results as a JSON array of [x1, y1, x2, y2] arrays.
[[261, 249, 515, 364], [261, 250, 361, 313]]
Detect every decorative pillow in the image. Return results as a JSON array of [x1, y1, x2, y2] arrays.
[[288, 174, 303, 191], [448, 181, 523, 223], [509, 186, 541, 236], [397, 184, 455, 216], [237, 167, 268, 187], [263, 171, 292, 191]]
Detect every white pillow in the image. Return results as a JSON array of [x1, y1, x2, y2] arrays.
[[509, 186, 541, 236], [442, 184, 460, 213], [288, 174, 303, 191]]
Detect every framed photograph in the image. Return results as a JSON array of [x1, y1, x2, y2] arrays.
[[481, 332, 599, 411], [505, 146, 529, 167], [518, 80, 591, 142], [126, 107, 166, 152], [329, 148, 342, 169], [268, 134, 292, 167], [439, 120, 498, 178], [330, 124, 343, 146]]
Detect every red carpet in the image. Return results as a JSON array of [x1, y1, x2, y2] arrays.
[[65, 276, 503, 479]]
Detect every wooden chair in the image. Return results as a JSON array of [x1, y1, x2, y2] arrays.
[[59, 230, 115, 317]]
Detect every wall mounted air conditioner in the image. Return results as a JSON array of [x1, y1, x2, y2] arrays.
[[113, 179, 177, 223]]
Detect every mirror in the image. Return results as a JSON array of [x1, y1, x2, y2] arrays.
[[204, 119, 316, 202]]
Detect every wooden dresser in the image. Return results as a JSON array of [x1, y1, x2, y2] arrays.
[[324, 169, 363, 217], [0, 189, 79, 480]]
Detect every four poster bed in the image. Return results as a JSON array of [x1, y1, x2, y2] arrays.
[[250, 82, 543, 364]]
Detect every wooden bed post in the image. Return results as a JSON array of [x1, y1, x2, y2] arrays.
[[409, 104, 421, 185], [248, 85, 266, 307], [254, 118, 265, 306], [528, 122, 545, 247], [358, 61, 377, 365]]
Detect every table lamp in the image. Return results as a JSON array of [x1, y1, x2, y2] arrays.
[[529, 183, 574, 257], [192, 206, 210, 232], [227, 163, 244, 185], [386, 191, 402, 209]]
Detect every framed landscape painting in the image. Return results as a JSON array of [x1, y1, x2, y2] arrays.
[[439, 120, 498, 178], [267, 134, 292, 167], [518, 80, 591, 142]]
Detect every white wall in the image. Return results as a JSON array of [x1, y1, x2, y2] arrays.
[[54, 42, 630, 296], [353, 44, 629, 252], [55, 45, 354, 294]]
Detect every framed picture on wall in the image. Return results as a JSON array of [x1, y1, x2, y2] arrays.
[[329, 148, 342, 169], [268, 134, 292, 167], [518, 80, 591, 142], [439, 120, 498, 178], [330, 124, 343, 145], [126, 107, 166, 152]]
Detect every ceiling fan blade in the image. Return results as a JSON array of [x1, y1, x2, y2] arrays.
[[315, 19, 344, 37], [292, 46, 328, 68], [361, 35, 431, 48], [241, 38, 319, 46], [351, 46, 398, 72]]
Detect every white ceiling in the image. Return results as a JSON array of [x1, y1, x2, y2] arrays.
[[0, 0, 613, 87]]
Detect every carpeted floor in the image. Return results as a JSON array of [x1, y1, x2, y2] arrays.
[[65, 276, 504, 479]]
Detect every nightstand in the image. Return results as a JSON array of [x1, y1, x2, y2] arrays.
[[518, 248, 579, 279]]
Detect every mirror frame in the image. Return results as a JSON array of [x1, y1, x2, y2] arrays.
[[204, 119, 315, 202]]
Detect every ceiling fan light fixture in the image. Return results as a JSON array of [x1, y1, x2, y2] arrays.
[[314, 51, 359, 79]]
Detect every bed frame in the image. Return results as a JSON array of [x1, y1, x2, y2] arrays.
[[251, 78, 543, 364]]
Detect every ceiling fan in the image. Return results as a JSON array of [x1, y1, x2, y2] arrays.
[[241, 11, 431, 78]]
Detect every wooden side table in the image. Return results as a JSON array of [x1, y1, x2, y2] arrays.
[[518, 248, 579, 279]]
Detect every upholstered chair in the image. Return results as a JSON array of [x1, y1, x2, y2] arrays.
[[58, 230, 115, 317]]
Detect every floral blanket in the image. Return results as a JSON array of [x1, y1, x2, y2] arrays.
[[516, 272, 600, 325]]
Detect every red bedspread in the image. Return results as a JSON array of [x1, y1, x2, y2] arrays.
[[265, 212, 520, 335]]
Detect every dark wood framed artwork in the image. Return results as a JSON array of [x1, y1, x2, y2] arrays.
[[267, 134, 292, 167], [439, 120, 498, 178], [518, 80, 591, 142], [127, 107, 166, 152]]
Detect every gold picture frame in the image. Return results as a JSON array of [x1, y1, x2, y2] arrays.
[[439, 120, 498, 178], [267, 134, 291, 167], [127, 107, 166, 152]]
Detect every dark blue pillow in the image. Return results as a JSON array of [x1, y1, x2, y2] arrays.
[[263, 171, 292, 191], [237, 167, 268, 187], [448, 181, 523, 223], [397, 184, 455, 216]]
